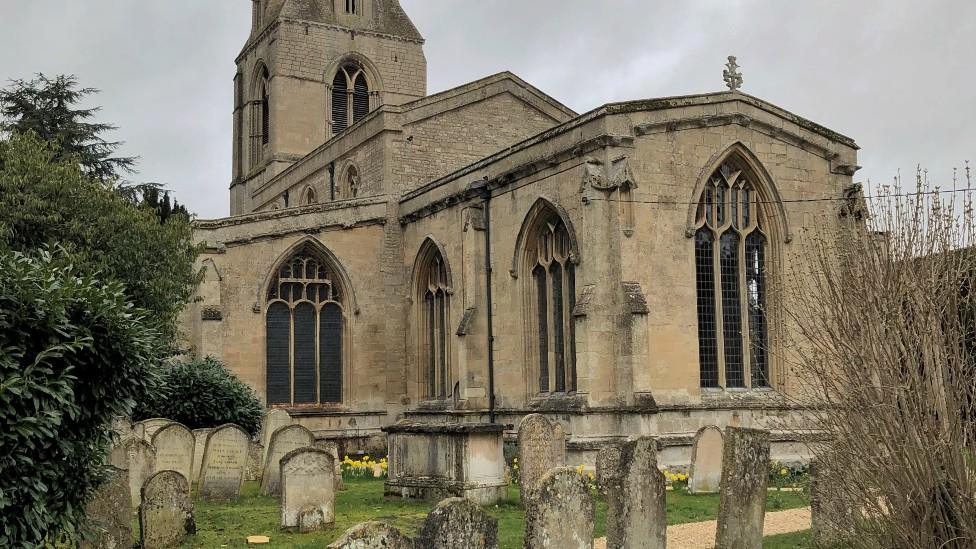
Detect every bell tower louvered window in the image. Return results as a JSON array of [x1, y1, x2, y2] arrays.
[[266, 245, 345, 405], [331, 64, 371, 135], [418, 247, 450, 400], [694, 160, 769, 389], [527, 214, 577, 395]]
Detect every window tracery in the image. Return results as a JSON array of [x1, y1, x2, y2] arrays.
[[417, 246, 450, 400], [331, 63, 370, 135]]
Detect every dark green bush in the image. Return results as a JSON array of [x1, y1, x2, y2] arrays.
[[0, 249, 161, 547], [134, 357, 263, 437]]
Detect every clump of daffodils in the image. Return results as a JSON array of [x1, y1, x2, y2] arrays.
[[663, 468, 688, 486], [341, 454, 388, 478]]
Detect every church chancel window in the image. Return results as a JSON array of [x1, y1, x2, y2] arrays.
[[527, 213, 577, 395], [331, 64, 370, 135], [266, 246, 344, 405], [694, 161, 769, 389], [417, 247, 450, 400]]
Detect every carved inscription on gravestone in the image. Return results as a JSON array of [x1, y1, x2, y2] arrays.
[[517, 414, 566, 502], [261, 424, 315, 496], [151, 422, 194, 481], [198, 424, 249, 500]]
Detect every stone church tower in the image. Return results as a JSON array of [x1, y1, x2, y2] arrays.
[[230, 0, 426, 214]]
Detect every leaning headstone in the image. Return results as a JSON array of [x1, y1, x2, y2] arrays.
[[261, 424, 315, 496], [689, 426, 723, 494], [327, 521, 414, 549], [190, 428, 212, 483], [140, 470, 196, 549], [524, 467, 594, 549], [198, 424, 250, 500], [714, 427, 770, 549], [151, 422, 194, 481], [517, 414, 566, 502], [111, 438, 156, 511], [810, 458, 851, 546], [596, 437, 666, 549], [80, 466, 132, 549], [280, 447, 336, 532], [314, 439, 345, 491], [416, 497, 498, 549], [245, 439, 264, 482], [260, 409, 293, 466], [137, 418, 174, 441]]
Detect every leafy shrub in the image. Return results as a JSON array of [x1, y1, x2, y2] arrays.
[[134, 357, 263, 437], [0, 249, 161, 547]]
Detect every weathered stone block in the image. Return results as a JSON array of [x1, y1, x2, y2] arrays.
[[109, 438, 156, 512], [596, 437, 666, 549], [139, 470, 196, 549], [415, 497, 498, 549], [517, 414, 566, 503], [261, 424, 315, 496], [328, 521, 414, 549], [280, 447, 335, 531], [198, 424, 250, 500], [715, 427, 770, 549], [80, 466, 131, 549], [524, 467, 594, 549], [689, 425, 723, 494]]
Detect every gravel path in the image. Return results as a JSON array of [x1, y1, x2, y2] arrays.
[[593, 507, 811, 549]]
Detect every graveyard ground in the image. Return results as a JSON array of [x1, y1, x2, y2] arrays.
[[151, 477, 811, 548]]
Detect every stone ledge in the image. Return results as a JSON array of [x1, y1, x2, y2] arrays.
[[381, 422, 512, 434]]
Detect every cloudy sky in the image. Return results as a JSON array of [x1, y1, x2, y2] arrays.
[[2, 1, 973, 219]]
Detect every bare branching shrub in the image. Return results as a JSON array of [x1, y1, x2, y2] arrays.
[[785, 167, 976, 548]]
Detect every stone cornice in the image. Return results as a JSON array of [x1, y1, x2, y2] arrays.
[[195, 195, 388, 230]]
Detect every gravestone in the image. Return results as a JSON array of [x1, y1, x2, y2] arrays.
[[810, 458, 850, 545], [190, 428, 212, 483], [132, 422, 146, 442], [280, 447, 335, 532], [137, 418, 174, 441], [327, 521, 414, 549], [596, 437, 666, 549], [80, 466, 132, 549], [714, 427, 770, 549], [110, 438, 156, 511], [111, 417, 137, 446], [140, 470, 196, 549], [198, 424, 250, 500], [314, 439, 345, 491], [261, 424, 315, 496], [260, 409, 293, 466], [517, 414, 566, 502], [524, 467, 594, 549], [689, 426, 724, 494], [245, 439, 264, 481], [416, 497, 498, 549], [152, 422, 194, 481]]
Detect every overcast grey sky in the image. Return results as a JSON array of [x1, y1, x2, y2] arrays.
[[1, 1, 973, 219]]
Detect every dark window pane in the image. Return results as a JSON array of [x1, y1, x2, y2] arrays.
[[716, 185, 726, 226], [731, 187, 739, 229], [266, 302, 291, 404], [320, 303, 343, 403], [550, 262, 565, 392], [438, 291, 447, 398], [567, 264, 577, 392], [293, 302, 316, 404], [425, 292, 435, 399], [705, 185, 714, 226], [742, 187, 751, 227], [746, 232, 769, 387], [696, 229, 719, 387], [534, 265, 549, 393], [332, 72, 348, 134], [353, 73, 369, 123], [720, 231, 744, 387]]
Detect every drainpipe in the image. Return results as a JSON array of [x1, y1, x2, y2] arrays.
[[470, 178, 496, 423]]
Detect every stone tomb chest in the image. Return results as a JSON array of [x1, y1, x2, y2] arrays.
[[383, 422, 509, 505]]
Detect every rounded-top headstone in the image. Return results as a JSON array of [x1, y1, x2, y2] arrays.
[[689, 425, 724, 494], [280, 447, 336, 532], [260, 409, 293, 464], [524, 467, 594, 549], [327, 521, 414, 549], [416, 497, 499, 549], [139, 470, 196, 549], [198, 423, 250, 500], [80, 465, 132, 549], [151, 422, 194, 481], [261, 424, 315, 496], [517, 414, 566, 501], [136, 418, 174, 441]]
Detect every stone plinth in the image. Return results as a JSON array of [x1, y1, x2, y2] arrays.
[[383, 422, 510, 505]]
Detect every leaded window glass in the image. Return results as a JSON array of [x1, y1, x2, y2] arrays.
[[694, 161, 769, 388], [265, 246, 344, 405], [419, 249, 450, 400], [529, 217, 577, 394]]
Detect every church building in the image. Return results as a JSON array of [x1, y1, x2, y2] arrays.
[[180, 0, 861, 463]]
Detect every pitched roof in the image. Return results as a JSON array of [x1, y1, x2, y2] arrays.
[[254, 0, 423, 42]]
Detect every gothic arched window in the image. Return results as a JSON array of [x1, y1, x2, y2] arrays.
[[266, 245, 344, 405], [694, 160, 769, 389], [338, 165, 359, 200], [525, 211, 577, 394], [331, 64, 370, 135], [260, 70, 270, 146], [301, 186, 317, 206], [250, 65, 270, 169], [417, 246, 450, 400]]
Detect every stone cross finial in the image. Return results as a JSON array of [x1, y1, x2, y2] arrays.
[[723, 56, 743, 91]]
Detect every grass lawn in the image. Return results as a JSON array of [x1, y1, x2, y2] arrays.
[[167, 478, 809, 548]]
